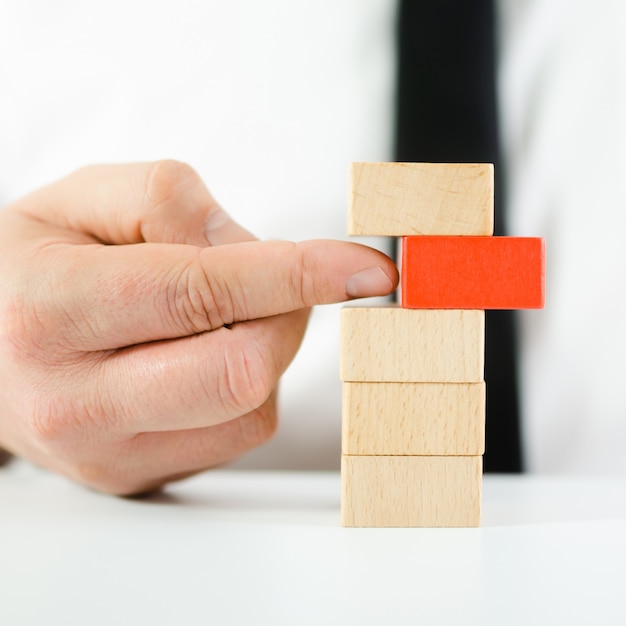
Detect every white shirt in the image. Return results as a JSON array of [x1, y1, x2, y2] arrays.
[[500, 0, 626, 473]]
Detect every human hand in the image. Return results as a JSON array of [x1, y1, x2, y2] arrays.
[[0, 161, 397, 494]]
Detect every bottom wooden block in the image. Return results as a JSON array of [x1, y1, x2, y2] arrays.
[[341, 455, 482, 528]]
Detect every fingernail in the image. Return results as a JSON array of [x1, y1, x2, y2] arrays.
[[345, 266, 394, 298]]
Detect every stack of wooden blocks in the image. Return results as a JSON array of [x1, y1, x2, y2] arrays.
[[340, 162, 545, 528]]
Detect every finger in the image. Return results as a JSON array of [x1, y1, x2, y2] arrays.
[[74, 398, 279, 495], [96, 309, 309, 434], [13, 160, 255, 246], [126, 403, 279, 495], [42, 238, 397, 351]]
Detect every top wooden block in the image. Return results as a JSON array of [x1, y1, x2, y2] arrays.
[[348, 162, 494, 236]]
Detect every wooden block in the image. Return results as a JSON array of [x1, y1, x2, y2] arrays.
[[341, 455, 482, 527], [340, 307, 484, 382], [342, 382, 485, 455], [401, 236, 546, 309], [348, 162, 494, 236]]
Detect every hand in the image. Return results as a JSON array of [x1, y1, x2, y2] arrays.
[[0, 161, 397, 494]]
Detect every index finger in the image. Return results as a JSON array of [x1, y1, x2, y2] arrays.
[[40, 238, 398, 352]]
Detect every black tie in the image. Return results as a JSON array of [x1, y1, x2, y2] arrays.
[[394, 0, 523, 472]]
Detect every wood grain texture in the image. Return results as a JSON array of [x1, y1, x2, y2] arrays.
[[342, 382, 485, 455], [401, 236, 546, 309], [340, 307, 485, 382], [341, 455, 482, 527], [348, 162, 494, 236]]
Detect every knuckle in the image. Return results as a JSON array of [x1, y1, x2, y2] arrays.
[[1, 286, 49, 362], [287, 242, 320, 307], [143, 159, 201, 212], [166, 257, 235, 334], [0, 250, 82, 358], [219, 340, 276, 416], [0, 303, 29, 362], [28, 392, 77, 444], [27, 379, 109, 446]]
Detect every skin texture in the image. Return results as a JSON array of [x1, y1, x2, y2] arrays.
[[0, 161, 398, 495]]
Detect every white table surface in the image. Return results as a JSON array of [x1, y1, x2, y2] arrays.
[[1, 461, 625, 626]]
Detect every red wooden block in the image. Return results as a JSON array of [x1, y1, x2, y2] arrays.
[[401, 236, 545, 309]]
